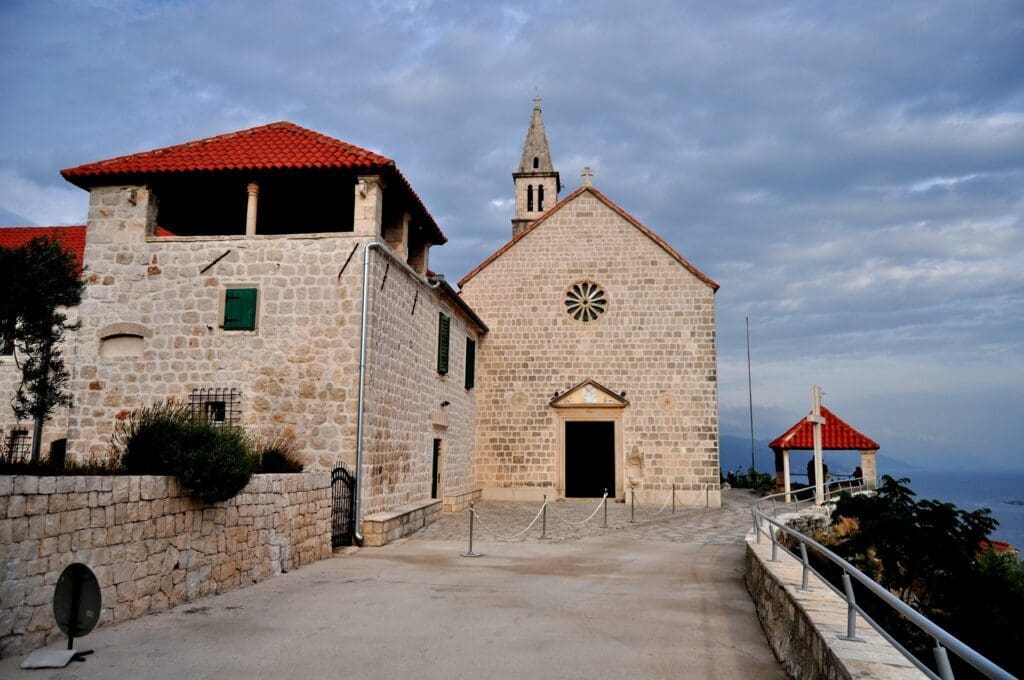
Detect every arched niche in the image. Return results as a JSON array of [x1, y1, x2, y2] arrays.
[[98, 322, 150, 358]]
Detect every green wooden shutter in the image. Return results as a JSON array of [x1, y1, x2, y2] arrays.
[[437, 313, 450, 374], [464, 338, 476, 389], [224, 288, 257, 331]]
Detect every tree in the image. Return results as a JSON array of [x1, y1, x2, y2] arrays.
[[0, 235, 83, 464]]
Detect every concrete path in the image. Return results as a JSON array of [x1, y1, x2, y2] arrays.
[[0, 490, 785, 679]]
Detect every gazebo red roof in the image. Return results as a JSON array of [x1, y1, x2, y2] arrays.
[[769, 405, 879, 451]]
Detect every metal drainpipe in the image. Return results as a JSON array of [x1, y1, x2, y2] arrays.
[[353, 241, 439, 545]]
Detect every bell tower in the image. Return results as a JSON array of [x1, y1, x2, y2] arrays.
[[512, 96, 560, 236]]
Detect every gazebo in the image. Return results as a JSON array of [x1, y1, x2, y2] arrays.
[[769, 404, 880, 502]]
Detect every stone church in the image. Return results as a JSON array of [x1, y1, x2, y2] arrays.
[[0, 100, 721, 541]]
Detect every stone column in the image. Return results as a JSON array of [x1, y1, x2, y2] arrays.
[[354, 175, 383, 237], [86, 185, 158, 244], [860, 449, 878, 490], [246, 182, 259, 236], [783, 449, 791, 503]]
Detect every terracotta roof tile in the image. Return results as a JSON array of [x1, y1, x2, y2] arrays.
[[768, 405, 880, 451], [60, 122, 445, 244], [458, 185, 718, 290], [0, 226, 86, 265]]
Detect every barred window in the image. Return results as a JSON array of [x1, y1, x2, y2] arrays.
[[189, 388, 241, 427], [3, 429, 29, 463]]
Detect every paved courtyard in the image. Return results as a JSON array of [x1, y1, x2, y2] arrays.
[[0, 489, 785, 679]]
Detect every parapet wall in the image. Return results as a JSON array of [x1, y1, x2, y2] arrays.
[[0, 473, 331, 658], [744, 521, 925, 679]]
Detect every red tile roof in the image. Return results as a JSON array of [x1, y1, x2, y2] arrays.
[[769, 405, 880, 451], [0, 226, 86, 265], [0, 225, 177, 266], [457, 185, 719, 290], [60, 121, 445, 244]]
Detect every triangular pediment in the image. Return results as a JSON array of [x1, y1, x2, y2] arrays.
[[550, 379, 629, 408]]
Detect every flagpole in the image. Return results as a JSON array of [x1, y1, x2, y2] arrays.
[[746, 317, 755, 473]]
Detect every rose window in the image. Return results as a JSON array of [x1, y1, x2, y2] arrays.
[[564, 281, 608, 323]]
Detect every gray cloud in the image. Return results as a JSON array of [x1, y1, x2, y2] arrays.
[[1, 0, 1021, 467]]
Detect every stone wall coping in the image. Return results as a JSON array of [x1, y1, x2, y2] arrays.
[[443, 488, 481, 500], [745, 528, 925, 679], [363, 498, 442, 522]]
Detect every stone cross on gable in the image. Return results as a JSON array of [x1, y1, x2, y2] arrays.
[[581, 166, 593, 186], [533, 93, 542, 109]]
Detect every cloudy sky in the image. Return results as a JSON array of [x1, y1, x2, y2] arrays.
[[1, 1, 1021, 469]]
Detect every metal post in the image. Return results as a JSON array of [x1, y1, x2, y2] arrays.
[[629, 489, 636, 523], [838, 572, 863, 642], [772, 498, 778, 518], [540, 495, 548, 539], [769, 526, 779, 562], [460, 503, 482, 557], [602, 489, 608, 528], [671, 483, 676, 514], [799, 542, 810, 591], [933, 642, 955, 680], [754, 513, 763, 543]]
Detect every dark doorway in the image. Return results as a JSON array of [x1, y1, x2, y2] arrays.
[[431, 439, 442, 499], [565, 421, 615, 498]]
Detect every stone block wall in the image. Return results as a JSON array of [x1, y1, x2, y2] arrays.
[[0, 472, 330, 658], [68, 192, 371, 470], [460, 189, 719, 505], [360, 250, 482, 516]]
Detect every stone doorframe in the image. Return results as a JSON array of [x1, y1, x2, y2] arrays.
[[550, 380, 629, 500]]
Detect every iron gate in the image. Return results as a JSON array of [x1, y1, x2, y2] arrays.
[[331, 465, 356, 548]]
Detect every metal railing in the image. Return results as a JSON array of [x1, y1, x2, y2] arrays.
[[750, 481, 1015, 680]]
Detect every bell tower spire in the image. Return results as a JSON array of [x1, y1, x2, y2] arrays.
[[512, 96, 560, 236]]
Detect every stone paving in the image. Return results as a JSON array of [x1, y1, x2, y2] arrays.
[[412, 488, 756, 544]]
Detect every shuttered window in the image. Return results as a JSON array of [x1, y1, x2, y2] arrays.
[[223, 288, 258, 331], [437, 312, 450, 374], [465, 337, 476, 389]]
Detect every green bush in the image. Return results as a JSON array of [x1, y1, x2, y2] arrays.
[[253, 431, 305, 473], [114, 400, 193, 475], [174, 425, 254, 503], [112, 399, 255, 503]]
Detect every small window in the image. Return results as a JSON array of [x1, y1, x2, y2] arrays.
[[527, 185, 534, 212], [538, 185, 545, 211], [437, 313, 450, 375], [533, 156, 539, 169], [4, 429, 29, 463], [465, 337, 476, 389], [189, 388, 241, 427], [223, 288, 258, 331]]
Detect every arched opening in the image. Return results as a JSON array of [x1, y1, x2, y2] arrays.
[[533, 156, 539, 169], [527, 184, 534, 211], [538, 185, 545, 211], [99, 334, 144, 358]]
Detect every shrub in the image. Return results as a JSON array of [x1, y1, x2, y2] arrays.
[[253, 431, 305, 473], [113, 399, 255, 503], [114, 400, 193, 474], [174, 425, 254, 503]]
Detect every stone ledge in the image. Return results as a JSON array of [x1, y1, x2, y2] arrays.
[[442, 488, 481, 513], [745, 527, 926, 679], [361, 498, 442, 547]]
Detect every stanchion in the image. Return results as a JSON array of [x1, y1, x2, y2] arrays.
[[460, 503, 482, 558], [628, 489, 637, 523], [540, 495, 549, 539], [602, 488, 608, 528], [671, 483, 676, 515]]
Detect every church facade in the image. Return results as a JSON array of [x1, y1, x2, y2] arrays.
[[0, 102, 721, 532]]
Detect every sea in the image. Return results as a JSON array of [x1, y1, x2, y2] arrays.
[[882, 467, 1024, 551]]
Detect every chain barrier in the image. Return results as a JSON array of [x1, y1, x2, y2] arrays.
[[633, 487, 676, 516], [545, 493, 609, 526], [470, 501, 548, 541]]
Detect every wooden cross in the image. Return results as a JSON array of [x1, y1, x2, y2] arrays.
[[581, 166, 594, 186]]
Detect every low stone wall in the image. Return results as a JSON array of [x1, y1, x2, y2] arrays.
[[0, 473, 331, 658], [361, 498, 442, 547], [442, 488, 481, 513], [745, 522, 925, 679]]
